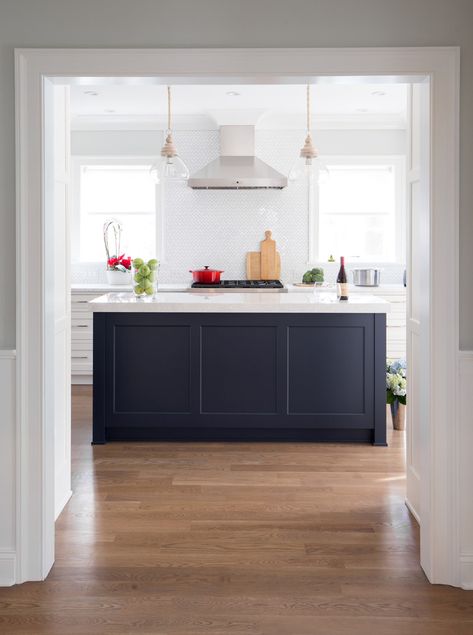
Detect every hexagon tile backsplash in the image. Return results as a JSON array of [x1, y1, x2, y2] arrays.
[[71, 128, 406, 286]]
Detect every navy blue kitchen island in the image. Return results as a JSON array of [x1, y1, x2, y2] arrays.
[[91, 292, 388, 446]]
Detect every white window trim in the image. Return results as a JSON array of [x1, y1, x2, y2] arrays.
[[308, 155, 406, 265], [71, 155, 164, 264]]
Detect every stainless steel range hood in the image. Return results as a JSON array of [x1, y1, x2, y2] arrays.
[[188, 125, 288, 190]]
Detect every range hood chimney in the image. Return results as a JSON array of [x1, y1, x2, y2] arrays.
[[188, 125, 288, 190]]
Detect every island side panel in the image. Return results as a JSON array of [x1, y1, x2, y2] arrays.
[[93, 312, 385, 443], [373, 312, 388, 446], [92, 312, 106, 444]]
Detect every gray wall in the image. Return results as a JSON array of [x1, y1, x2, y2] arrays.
[[1, 0, 472, 347]]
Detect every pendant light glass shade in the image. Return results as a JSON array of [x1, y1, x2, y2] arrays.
[[150, 86, 189, 183]]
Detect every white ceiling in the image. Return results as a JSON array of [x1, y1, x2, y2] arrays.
[[70, 83, 408, 118]]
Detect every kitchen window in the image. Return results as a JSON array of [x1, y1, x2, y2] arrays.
[[72, 158, 159, 262], [311, 156, 406, 263]]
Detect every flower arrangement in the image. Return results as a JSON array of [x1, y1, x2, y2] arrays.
[[386, 359, 407, 405], [103, 220, 131, 271], [103, 220, 132, 284], [107, 254, 132, 272]]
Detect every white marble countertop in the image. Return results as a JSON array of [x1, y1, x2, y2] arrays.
[[72, 283, 188, 293], [90, 291, 390, 313], [73, 282, 405, 295]]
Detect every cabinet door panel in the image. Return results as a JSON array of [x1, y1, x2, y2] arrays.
[[112, 324, 191, 414], [201, 325, 278, 414], [288, 324, 368, 415]]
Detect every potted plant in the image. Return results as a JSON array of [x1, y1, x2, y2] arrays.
[[386, 359, 407, 430], [103, 220, 132, 285]]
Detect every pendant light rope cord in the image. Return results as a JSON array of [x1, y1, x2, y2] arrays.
[[167, 85, 172, 133], [306, 84, 311, 134]]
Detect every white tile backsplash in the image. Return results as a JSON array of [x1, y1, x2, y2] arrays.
[[71, 128, 406, 286]]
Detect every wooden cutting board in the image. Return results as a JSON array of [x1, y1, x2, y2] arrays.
[[246, 230, 281, 280], [246, 252, 281, 279], [260, 230, 277, 279]]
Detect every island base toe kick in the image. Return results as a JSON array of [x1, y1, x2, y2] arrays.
[[92, 312, 387, 446]]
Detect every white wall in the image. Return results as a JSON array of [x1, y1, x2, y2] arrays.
[[70, 126, 407, 285], [0, 0, 472, 347]]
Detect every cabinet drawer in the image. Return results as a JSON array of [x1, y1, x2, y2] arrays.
[[71, 350, 93, 364], [71, 293, 99, 311], [387, 314, 406, 328], [71, 361, 93, 374], [72, 328, 93, 341], [387, 326, 406, 342], [72, 339, 93, 352], [72, 317, 92, 329]]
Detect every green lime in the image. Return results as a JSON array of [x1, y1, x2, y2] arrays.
[[133, 257, 144, 269], [148, 259, 159, 270], [139, 264, 150, 277], [133, 272, 143, 282], [148, 271, 156, 282], [141, 277, 152, 290], [144, 287, 155, 295], [134, 285, 144, 295]]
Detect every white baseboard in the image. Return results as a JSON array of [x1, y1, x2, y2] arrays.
[[458, 351, 473, 590], [460, 554, 473, 590], [72, 374, 92, 385], [55, 489, 72, 521], [405, 497, 420, 525], [0, 551, 16, 586], [0, 352, 16, 587]]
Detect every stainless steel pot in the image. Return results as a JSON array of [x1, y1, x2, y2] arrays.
[[351, 268, 381, 287]]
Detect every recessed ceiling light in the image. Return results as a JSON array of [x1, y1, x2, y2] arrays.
[[226, 91, 240, 97], [371, 90, 386, 96], [104, 109, 116, 113], [356, 108, 368, 113], [84, 90, 99, 96]]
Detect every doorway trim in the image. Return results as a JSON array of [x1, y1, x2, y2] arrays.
[[14, 47, 459, 584]]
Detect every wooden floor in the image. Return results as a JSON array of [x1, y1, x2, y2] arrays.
[[0, 387, 472, 634]]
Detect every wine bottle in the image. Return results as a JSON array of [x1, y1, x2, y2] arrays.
[[337, 256, 349, 301]]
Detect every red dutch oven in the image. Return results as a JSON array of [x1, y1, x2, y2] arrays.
[[189, 266, 224, 284]]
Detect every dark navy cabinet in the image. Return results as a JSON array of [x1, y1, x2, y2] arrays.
[[93, 312, 386, 445]]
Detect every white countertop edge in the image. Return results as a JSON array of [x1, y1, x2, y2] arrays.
[[90, 291, 390, 314]]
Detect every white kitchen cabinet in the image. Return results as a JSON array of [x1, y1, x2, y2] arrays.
[[71, 284, 130, 383], [71, 291, 97, 383]]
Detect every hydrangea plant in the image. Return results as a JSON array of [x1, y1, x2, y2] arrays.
[[386, 359, 407, 405]]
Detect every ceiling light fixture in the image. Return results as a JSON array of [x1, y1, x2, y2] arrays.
[[84, 90, 98, 96], [150, 86, 189, 183], [371, 90, 386, 96], [226, 91, 240, 97], [289, 84, 321, 181]]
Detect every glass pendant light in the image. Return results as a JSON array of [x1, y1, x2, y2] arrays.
[[289, 84, 328, 182], [150, 86, 190, 183]]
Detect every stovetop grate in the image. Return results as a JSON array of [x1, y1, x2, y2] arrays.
[[191, 279, 284, 289]]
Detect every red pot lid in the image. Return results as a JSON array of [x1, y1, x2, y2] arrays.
[[190, 266, 224, 273]]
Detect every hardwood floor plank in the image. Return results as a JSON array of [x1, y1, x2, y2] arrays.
[[0, 385, 471, 634]]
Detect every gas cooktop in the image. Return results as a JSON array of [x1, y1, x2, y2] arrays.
[[191, 279, 284, 290]]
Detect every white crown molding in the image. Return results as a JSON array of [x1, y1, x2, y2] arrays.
[[71, 112, 406, 132], [71, 114, 216, 131]]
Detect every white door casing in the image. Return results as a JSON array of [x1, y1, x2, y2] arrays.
[[43, 82, 72, 522], [405, 83, 429, 522], [14, 47, 459, 585]]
